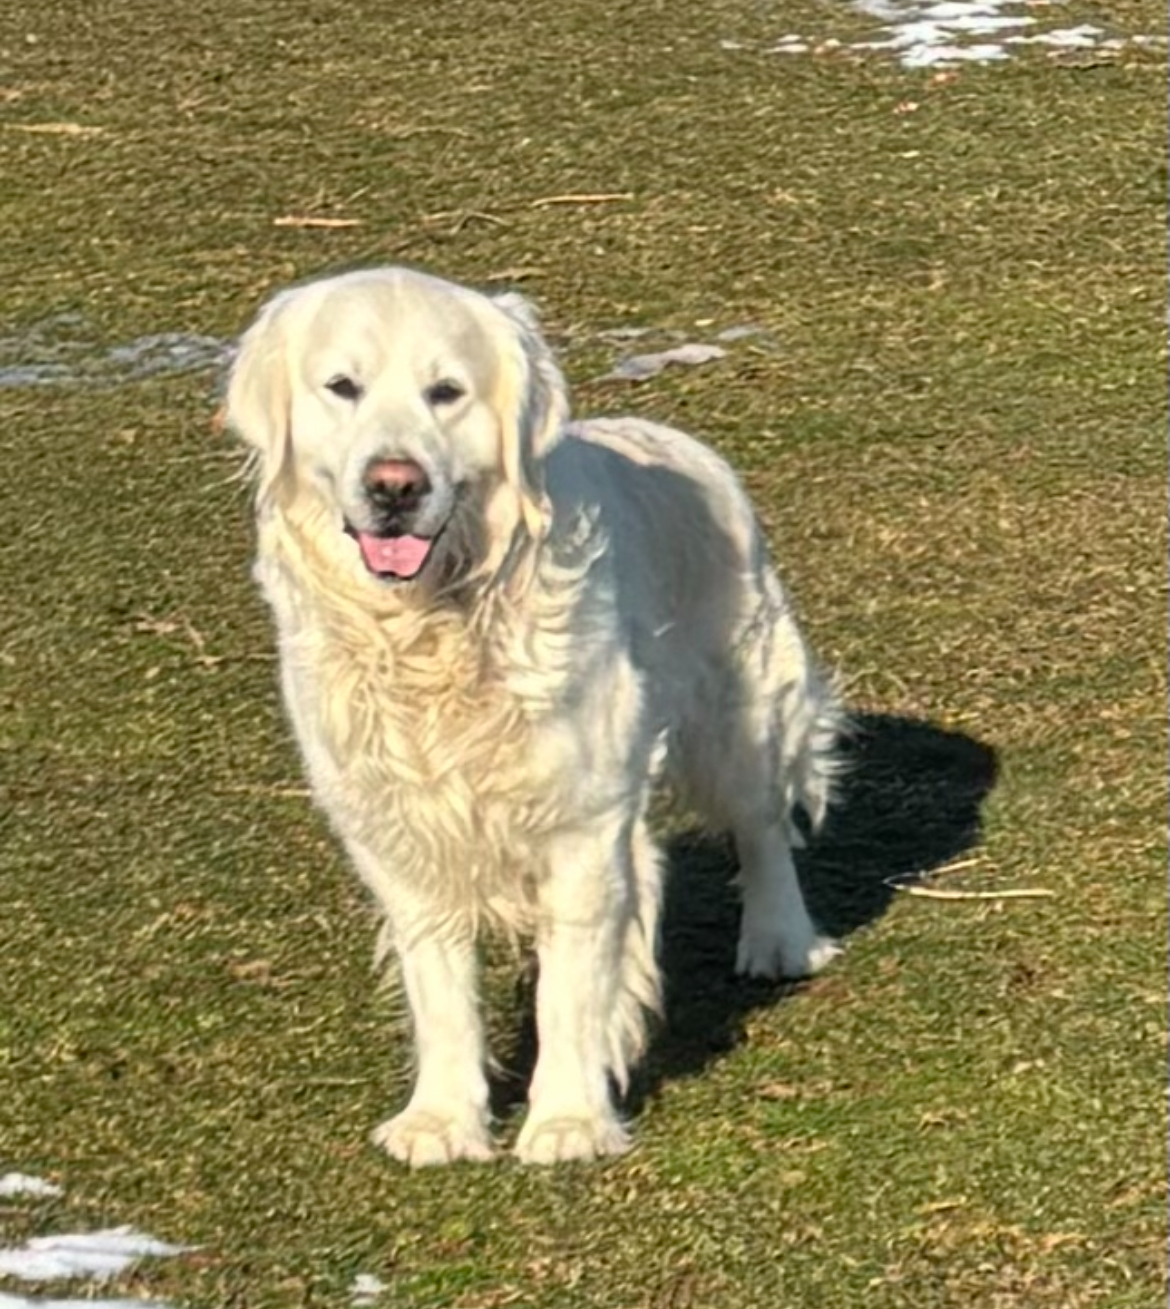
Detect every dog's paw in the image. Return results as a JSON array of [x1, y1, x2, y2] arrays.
[[736, 929, 840, 980], [372, 1108, 494, 1167], [514, 1112, 631, 1165]]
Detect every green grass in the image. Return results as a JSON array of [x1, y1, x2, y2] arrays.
[[1, 1, 1165, 1305]]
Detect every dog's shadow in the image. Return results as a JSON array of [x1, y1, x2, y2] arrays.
[[492, 711, 999, 1118]]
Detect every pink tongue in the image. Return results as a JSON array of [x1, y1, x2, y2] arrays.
[[355, 532, 434, 579]]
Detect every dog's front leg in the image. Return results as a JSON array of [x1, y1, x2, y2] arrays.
[[516, 818, 637, 1164], [344, 842, 493, 1165], [370, 911, 494, 1167]]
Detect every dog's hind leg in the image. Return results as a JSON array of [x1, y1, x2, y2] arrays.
[[731, 818, 839, 979], [732, 671, 839, 979], [677, 594, 840, 980]]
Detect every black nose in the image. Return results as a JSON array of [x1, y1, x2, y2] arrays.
[[362, 458, 432, 516]]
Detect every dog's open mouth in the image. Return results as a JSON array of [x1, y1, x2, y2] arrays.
[[344, 525, 439, 581]]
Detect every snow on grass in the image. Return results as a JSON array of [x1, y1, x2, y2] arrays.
[[0, 1294, 175, 1309], [0, 1178, 62, 1200], [740, 0, 1164, 67], [0, 1228, 187, 1283], [598, 342, 728, 382], [0, 1180, 185, 1309], [351, 1273, 388, 1305]]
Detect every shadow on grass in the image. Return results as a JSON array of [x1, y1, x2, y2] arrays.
[[492, 711, 999, 1118], [640, 711, 998, 1098]]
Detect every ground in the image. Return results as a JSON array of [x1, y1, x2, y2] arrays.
[[0, 0, 1165, 1306]]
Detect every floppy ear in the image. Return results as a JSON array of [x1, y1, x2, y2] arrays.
[[225, 290, 294, 507], [491, 291, 569, 538]]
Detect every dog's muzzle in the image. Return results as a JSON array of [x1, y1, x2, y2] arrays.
[[345, 457, 443, 581], [363, 457, 431, 525]]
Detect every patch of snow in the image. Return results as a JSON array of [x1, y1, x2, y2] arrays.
[[103, 333, 230, 380], [0, 1228, 187, 1283], [0, 1176, 62, 1199], [0, 1295, 174, 1309], [0, 321, 231, 390], [900, 39, 1012, 65], [599, 342, 727, 382], [713, 324, 767, 343], [594, 326, 656, 342], [1007, 23, 1103, 46], [737, 0, 1160, 66], [351, 1272, 387, 1305], [0, 364, 77, 387]]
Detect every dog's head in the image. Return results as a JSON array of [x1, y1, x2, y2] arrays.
[[226, 266, 568, 589]]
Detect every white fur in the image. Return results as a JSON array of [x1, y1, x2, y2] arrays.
[[227, 266, 841, 1166]]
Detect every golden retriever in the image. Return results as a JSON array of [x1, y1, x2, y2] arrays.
[[227, 266, 840, 1166]]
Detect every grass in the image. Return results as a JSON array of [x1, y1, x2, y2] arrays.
[[1, 0, 1166, 1305]]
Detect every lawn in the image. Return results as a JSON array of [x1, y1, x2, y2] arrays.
[[0, 1, 1165, 1306]]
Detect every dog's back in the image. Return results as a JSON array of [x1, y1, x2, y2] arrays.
[[548, 416, 769, 668], [545, 415, 838, 837]]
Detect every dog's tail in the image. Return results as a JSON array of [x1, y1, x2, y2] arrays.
[[785, 664, 842, 837], [779, 665, 845, 844]]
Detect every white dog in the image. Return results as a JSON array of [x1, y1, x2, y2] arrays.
[[227, 266, 840, 1166]]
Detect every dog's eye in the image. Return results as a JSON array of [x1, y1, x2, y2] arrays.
[[325, 375, 363, 402], [424, 379, 465, 407]]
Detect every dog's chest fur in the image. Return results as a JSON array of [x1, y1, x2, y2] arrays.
[[256, 526, 602, 928]]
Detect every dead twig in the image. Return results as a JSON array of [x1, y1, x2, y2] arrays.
[[882, 852, 1051, 900], [887, 882, 1055, 901], [178, 615, 222, 668], [273, 215, 363, 229], [133, 611, 274, 669], [383, 125, 472, 140], [917, 855, 986, 876], [889, 869, 1052, 900], [422, 208, 511, 235], [7, 122, 105, 137], [133, 611, 221, 668], [530, 191, 633, 208], [482, 265, 544, 283]]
